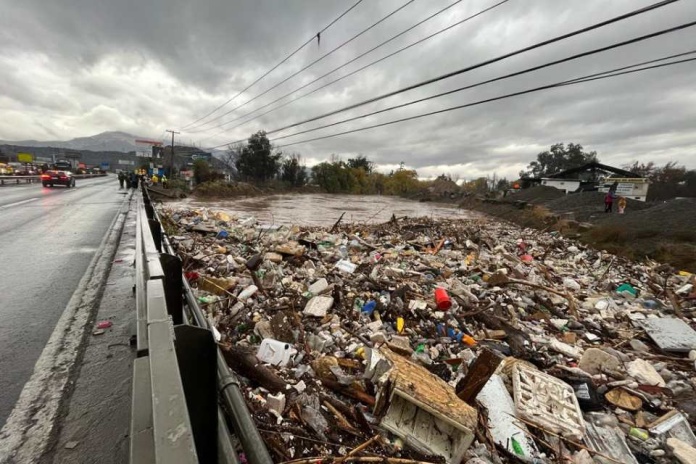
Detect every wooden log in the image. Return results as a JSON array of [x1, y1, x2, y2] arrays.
[[456, 348, 505, 404], [221, 345, 287, 393]]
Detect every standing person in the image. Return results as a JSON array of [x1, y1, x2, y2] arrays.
[[130, 171, 139, 189], [117, 171, 125, 189], [161, 174, 168, 189], [618, 196, 627, 214], [604, 191, 614, 213], [151, 173, 159, 186]]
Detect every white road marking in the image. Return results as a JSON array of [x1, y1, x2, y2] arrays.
[[0, 198, 39, 210]]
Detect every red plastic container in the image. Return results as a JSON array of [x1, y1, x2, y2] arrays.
[[434, 288, 452, 310]]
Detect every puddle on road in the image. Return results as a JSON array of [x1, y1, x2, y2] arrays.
[[166, 193, 484, 227]]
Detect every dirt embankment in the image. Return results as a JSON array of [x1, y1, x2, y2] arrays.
[[461, 187, 696, 272]]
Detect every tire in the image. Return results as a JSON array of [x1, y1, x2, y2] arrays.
[[42, 183, 48, 187]]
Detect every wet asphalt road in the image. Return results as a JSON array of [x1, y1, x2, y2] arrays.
[[0, 176, 126, 426]]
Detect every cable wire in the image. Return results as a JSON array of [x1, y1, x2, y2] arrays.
[[272, 56, 696, 149], [187, 0, 417, 132], [180, 0, 364, 130], [262, 22, 696, 144], [198, 0, 510, 141], [208, 0, 679, 147]]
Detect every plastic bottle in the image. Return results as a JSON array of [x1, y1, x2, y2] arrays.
[[361, 300, 377, 316], [237, 285, 258, 300], [338, 245, 348, 258]]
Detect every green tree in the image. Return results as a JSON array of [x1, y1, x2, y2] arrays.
[[193, 159, 212, 184], [520, 143, 598, 178], [462, 177, 489, 194], [384, 169, 420, 195], [280, 153, 308, 187], [347, 154, 374, 173], [235, 131, 281, 182]]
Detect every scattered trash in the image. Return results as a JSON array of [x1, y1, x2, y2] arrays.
[[64, 441, 79, 450], [649, 410, 696, 447], [477, 374, 541, 462], [605, 388, 642, 411], [626, 359, 666, 387], [642, 317, 696, 353], [96, 321, 112, 329], [158, 204, 696, 463], [512, 364, 585, 440], [92, 329, 105, 336], [256, 339, 297, 367], [367, 347, 477, 464], [667, 437, 696, 464], [584, 420, 638, 464]]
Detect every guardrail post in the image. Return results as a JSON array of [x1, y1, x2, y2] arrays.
[[148, 219, 162, 252], [160, 253, 183, 325], [145, 203, 155, 220], [174, 325, 217, 463]]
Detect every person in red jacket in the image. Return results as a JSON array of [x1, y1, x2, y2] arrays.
[[604, 191, 615, 213]]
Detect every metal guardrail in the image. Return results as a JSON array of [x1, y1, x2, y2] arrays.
[[0, 173, 108, 185], [132, 185, 271, 464]]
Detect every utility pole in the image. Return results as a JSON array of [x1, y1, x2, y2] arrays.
[[165, 130, 180, 177]]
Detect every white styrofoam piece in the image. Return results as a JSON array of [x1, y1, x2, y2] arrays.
[[256, 338, 297, 366], [641, 317, 696, 353], [477, 375, 540, 462], [512, 364, 585, 440], [649, 411, 696, 447], [308, 278, 329, 295], [584, 422, 638, 464], [379, 392, 473, 464], [303, 295, 334, 317]]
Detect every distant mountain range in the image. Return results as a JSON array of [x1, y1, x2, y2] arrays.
[[0, 131, 149, 153]]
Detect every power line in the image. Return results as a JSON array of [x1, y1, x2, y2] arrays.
[[206, 1, 683, 150], [263, 22, 696, 144], [198, 0, 510, 142], [208, 0, 679, 147], [180, 0, 364, 130], [272, 57, 696, 149], [187, 0, 418, 132]]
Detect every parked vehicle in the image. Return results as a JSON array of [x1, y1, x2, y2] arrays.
[[53, 160, 72, 171], [0, 163, 14, 175], [41, 170, 75, 188]]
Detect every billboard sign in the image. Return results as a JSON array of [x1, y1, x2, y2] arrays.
[[17, 153, 34, 162]]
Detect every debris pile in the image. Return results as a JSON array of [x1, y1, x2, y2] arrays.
[[161, 205, 696, 464]]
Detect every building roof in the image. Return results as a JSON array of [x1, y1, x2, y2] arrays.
[[548, 162, 641, 179]]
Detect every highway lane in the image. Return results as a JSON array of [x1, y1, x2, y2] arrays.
[[0, 175, 127, 426]]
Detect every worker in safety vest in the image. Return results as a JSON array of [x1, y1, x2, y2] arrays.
[[161, 175, 168, 188], [151, 174, 159, 185]]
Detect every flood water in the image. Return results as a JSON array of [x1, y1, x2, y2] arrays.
[[167, 193, 484, 227]]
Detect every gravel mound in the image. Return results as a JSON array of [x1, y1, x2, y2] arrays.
[[593, 198, 696, 235]]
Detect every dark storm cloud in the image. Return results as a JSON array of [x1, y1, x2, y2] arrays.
[[0, 0, 694, 178]]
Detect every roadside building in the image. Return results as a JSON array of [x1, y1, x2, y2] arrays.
[[540, 162, 649, 201]]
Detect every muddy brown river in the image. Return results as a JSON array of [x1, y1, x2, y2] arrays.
[[167, 193, 483, 226]]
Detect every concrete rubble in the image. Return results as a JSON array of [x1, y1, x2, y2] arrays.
[[161, 205, 696, 463]]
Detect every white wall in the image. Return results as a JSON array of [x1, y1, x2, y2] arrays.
[[599, 178, 650, 202], [541, 178, 581, 193]]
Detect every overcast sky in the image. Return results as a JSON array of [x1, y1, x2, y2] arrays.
[[1, 0, 695, 179]]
